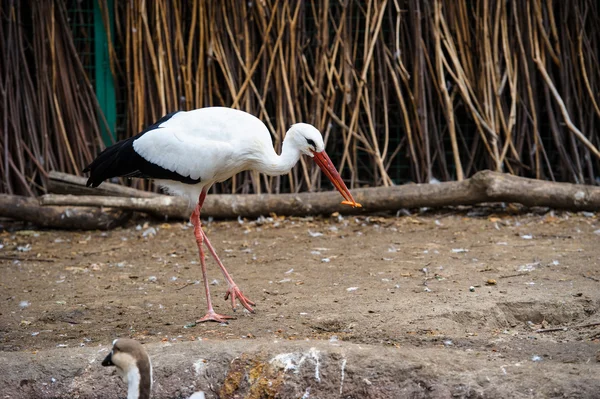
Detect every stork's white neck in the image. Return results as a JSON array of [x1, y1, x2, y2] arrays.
[[258, 130, 304, 176]]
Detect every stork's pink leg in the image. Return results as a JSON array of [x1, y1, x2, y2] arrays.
[[192, 191, 234, 323], [201, 234, 256, 312]]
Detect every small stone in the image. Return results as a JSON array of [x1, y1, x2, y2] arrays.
[[142, 227, 157, 238], [486, 279, 497, 286], [469, 286, 476, 292]]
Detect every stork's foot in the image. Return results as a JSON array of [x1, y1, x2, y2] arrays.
[[196, 310, 235, 324], [225, 285, 256, 313]]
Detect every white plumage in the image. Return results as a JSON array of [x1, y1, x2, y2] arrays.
[[134, 108, 267, 181], [85, 107, 360, 323]]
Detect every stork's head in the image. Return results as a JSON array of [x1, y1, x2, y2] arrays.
[[102, 338, 152, 399], [288, 123, 361, 208], [288, 123, 325, 156]]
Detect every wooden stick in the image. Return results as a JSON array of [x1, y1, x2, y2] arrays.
[[48, 171, 160, 198], [535, 327, 568, 333], [533, 55, 600, 160], [0, 255, 56, 263], [536, 321, 600, 333]]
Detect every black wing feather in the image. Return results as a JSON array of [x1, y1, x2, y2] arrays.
[[83, 112, 202, 187]]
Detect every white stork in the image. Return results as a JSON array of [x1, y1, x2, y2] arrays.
[[84, 107, 361, 323]]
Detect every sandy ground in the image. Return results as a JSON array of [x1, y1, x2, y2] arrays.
[[1, 207, 600, 397]]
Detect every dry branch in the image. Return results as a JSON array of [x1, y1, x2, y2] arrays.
[[39, 171, 600, 220], [47, 171, 160, 198], [536, 321, 600, 334], [0, 195, 131, 230]]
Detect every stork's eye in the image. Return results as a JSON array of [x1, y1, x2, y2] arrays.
[[306, 138, 316, 148]]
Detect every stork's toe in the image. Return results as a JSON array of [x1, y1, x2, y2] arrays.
[[225, 285, 256, 313]]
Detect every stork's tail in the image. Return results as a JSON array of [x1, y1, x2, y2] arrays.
[[83, 138, 137, 187]]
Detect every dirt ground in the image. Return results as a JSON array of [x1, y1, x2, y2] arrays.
[[1, 206, 600, 397]]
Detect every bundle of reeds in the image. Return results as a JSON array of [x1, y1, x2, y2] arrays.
[[106, 0, 600, 194], [0, 1, 104, 196], [2, 0, 600, 197]]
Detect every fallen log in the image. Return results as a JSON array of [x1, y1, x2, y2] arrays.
[[0, 195, 131, 230], [47, 171, 159, 198], [204, 170, 600, 216], [40, 194, 190, 219], [40, 170, 600, 219]]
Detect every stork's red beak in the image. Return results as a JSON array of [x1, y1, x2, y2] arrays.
[[312, 151, 362, 208]]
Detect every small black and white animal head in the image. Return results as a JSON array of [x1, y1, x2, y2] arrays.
[[287, 123, 325, 156], [103, 338, 153, 399]]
